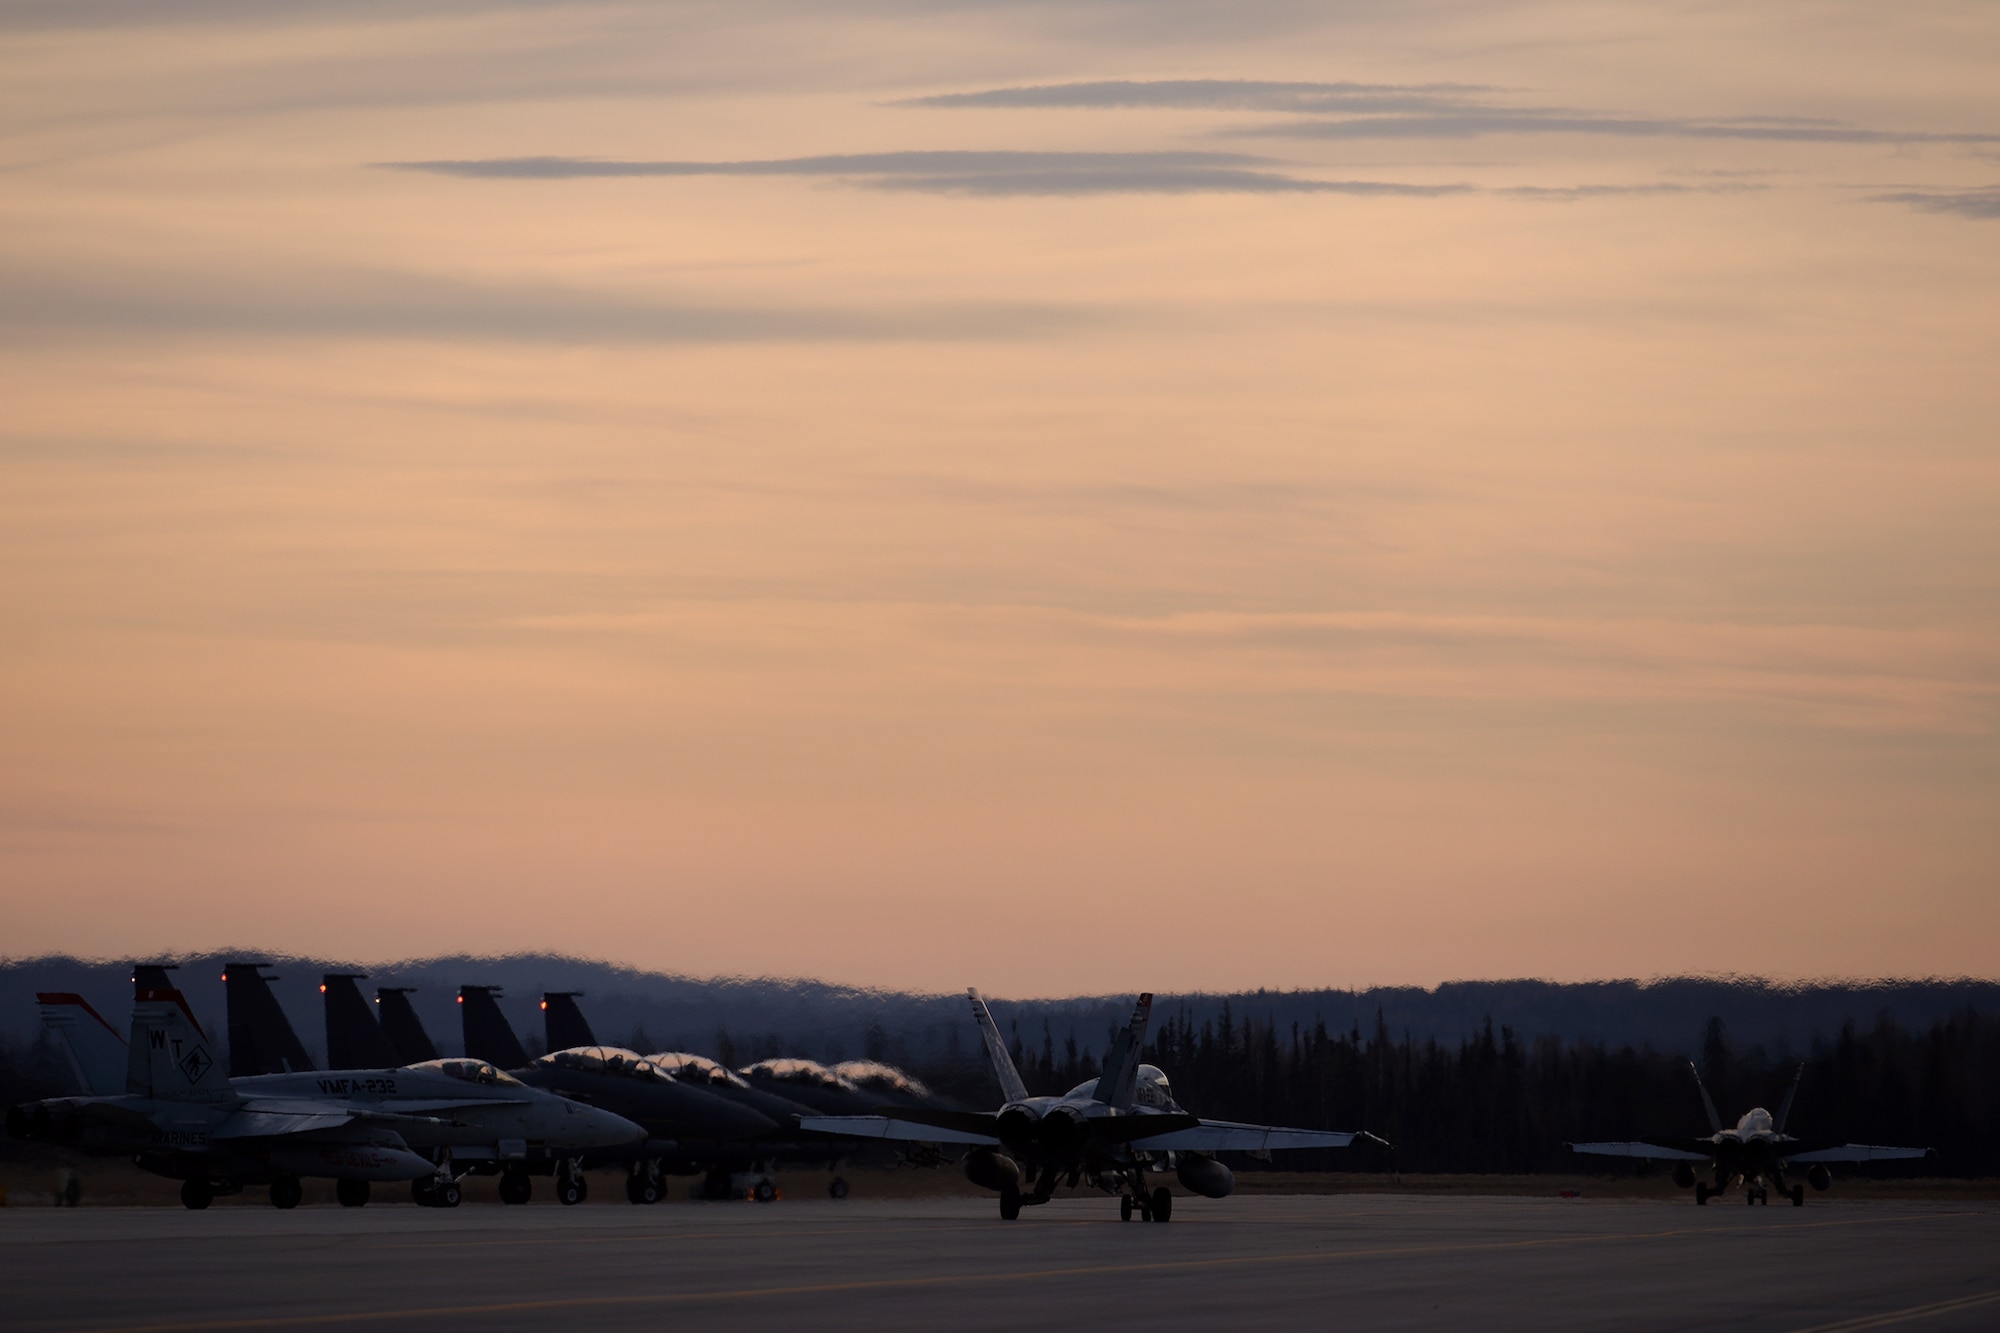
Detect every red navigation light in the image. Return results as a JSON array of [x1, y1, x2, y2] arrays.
[[220, 974, 228, 982], [540, 1001, 548, 1010], [319, 984, 327, 993], [456, 995, 463, 1004]]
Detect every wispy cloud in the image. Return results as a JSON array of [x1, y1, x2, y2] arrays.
[[382, 151, 1469, 197], [0, 262, 1097, 343], [898, 79, 1489, 113], [1869, 186, 2000, 220], [905, 79, 2000, 146]]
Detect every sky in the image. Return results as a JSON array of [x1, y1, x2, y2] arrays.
[[1, 1, 1996, 996]]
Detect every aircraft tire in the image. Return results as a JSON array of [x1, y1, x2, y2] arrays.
[[437, 1180, 462, 1208], [1694, 1184, 1708, 1206], [500, 1173, 533, 1206], [829, 1177, 849, 1200], [1791, 1186, 1805, 1207], [1120, 1196, 1133, 1222], [180, 1179, 213, 1211], [1150, 1187, 1173, 1223], [411, 1179, 434, 1207], [999, 1183, 1021, 1221], [625, 1174, 661, 1205], [753, 1178, 778, 1203], [269, 1175, 303, 1210], [557, 1176, 587, 1206], [336, 1179, 370, 1208]]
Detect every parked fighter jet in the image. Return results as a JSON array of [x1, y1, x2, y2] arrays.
[[1567, 1062, 1933, 1205], [223, 962, 316, 1076], [453, 986, 781, 1204], [322, 974, 399, 1069], [9, 986, 644, 1209], [375, 987, 439, 1063], [802, 989, 1385, 1222]]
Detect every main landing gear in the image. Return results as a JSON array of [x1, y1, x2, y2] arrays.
[[268, 1175, 303, 1210], [625, 1162, 664, 1205], [412, 1177, 462, 1208], [180, 1179, 213, 1210], [1119, 1186, 1173, 1223]]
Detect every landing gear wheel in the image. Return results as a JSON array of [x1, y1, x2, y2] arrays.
[[828, 1177, 849, 1200], [1791, 1185, 1805, 1207], [625, 1174, 661, 1205], [337, 1178, 370, 1208], [999, 1182, 1021, 1221], [1694, 1183, 1709, 1206], [500, 1172, 533, 1206], [1150, 1187, 1173, 1223], [1120, 1195, 1134, 1222], [436, 1180, 462, 1208], [557, 1176, 587, 1206], [752, 1178, 778, 1203], [180, 1179, 213, 1210], [269, 1175, 303, 1210]]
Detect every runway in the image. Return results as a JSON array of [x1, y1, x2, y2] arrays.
[[3, 1193, 1998, 1332]]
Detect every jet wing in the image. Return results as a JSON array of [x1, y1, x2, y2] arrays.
[[798, 1114, 999, 1146], [212, 1108, 359, 1139], [1567, 1140, 1712, 1162], [1782, 1143, 1934, 1164], [1128, 1120, 1380, 1153]]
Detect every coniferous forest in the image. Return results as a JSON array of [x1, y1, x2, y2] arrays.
[[984, 1006, 2000, 1176]]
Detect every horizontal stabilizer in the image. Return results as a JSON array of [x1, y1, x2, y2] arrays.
[[1131, 1120, 1374, 1153], [1785, 1144, 1933, 1164], [799, 1114, 1000, 1146], [1566, 1140, 1711, 1162]]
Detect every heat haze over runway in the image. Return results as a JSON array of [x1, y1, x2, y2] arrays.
[[3, 1195, 1996, 1333]]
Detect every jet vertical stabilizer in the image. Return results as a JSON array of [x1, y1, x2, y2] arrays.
[[1091, 993, 1155, 1108], [1690, 1060, 1724, 1134], [375, 988, 439, 1064], [967, 989, 1031, 1105], [224, 962, 316, 1077], [130, 988, 227, 1102], [323, 974, 399, 1069], [459, 986, 530, 1068], [542, 992, 596, 1052], [37, 993, 128, 1096]]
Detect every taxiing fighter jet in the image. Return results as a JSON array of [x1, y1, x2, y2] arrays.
[[1567, 1061, 1932, 1205], [11, 987, 643, 1210], [801, 989, 1386, 1222]]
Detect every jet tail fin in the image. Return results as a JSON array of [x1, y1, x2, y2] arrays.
[[129, 988, 227, 1102], [1090, 993, 1155, 1108], [967, 989, 1030, 1105], [224, 962, 316, 1076], [542, 992, 596, 1052], [37, 993, 129, 1096], [459, 986, 530, 1069], [376, 988, 439, 1064], [1775, 1061, 1805, 1133], [1689, 1060, 1723, 1134], [323, 974, 399, 1069]]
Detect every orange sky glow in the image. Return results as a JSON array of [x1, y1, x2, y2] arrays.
[[2, 1, 1996, 994]]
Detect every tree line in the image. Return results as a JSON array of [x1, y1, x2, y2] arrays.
[[970, 1004, 2000, 1175]]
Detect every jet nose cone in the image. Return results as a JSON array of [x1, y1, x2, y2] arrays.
[[577, 1103, 647, 1149]]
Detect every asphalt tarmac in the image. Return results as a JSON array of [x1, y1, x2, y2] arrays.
[[3, 1193, 1997, 1332]]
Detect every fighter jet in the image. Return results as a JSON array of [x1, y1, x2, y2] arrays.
[[1567, 1061, 1933, 1205], [800, 989, 1386, 1222], [11, 986, 644, 1210], [454, 986, 780, 1205]]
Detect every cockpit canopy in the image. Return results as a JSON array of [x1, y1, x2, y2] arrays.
[[536, 1046, 669, 1081], [411, 1058, 524, 1087], [647, 1053, 751, 1090], [739, 1057, 858, 1091], [1738, 1107, 1775, 1135], [831, 1060, 931, 1099], [1133, 1065, 1172, 1108]]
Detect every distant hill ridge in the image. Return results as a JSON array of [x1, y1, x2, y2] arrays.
[[3, 952, 1994, 1071]]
